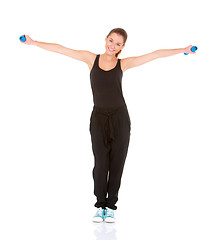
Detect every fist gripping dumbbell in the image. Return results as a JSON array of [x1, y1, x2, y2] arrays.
[[184, 46, 198, 55]]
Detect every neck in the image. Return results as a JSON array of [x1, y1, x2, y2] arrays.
[[102, 52, 117, 60]]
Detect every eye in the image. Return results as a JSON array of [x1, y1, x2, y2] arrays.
[[109, 39, 112, 42]]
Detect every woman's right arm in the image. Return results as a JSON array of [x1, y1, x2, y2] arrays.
[[22, 35, 95, 68]]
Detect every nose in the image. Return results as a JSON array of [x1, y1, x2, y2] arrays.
[[108, 43, 114, 48]]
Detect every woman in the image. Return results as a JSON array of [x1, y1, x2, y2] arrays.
[[21, 28, 195, 223]]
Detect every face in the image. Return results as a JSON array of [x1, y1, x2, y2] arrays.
[[105, 33, 125, 56]]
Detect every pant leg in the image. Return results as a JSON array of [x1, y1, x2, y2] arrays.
[[89, 108, 110, 209], [106, 106, 131, 210]]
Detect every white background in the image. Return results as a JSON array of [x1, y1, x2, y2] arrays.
[[0, 0, 215, 239]]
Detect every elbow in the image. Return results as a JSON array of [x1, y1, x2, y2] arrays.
[[153, 50, 160, 59]]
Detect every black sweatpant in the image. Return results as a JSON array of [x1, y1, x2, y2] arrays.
[[89, 104, 131, 210]]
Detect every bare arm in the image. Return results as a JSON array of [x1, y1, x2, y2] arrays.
[[121, 45, 195, 72], [22, 35, 95, 66], [156, 48, 184, 58], [121, 51, 158, 72]]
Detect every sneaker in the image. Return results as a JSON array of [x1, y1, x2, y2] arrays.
[[93, 207, 105, 223], [104, 207, 115, 223]]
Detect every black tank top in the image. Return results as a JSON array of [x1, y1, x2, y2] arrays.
[[90, 54, 127, 109]]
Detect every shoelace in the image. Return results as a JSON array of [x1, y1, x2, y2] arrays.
[[95, 208, 104, 217], [106, 208, 114, 218]]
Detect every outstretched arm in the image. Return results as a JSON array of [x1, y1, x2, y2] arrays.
[[121, 45, 195, 72], [21, 35, 95, 66], [156, 45, 196, 58]]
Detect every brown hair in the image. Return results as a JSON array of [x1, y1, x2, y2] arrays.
[[107, 28, 127, 58]]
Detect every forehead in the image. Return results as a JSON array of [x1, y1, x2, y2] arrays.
[[108, 33, 124, 43]]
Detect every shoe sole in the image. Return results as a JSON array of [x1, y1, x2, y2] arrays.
[[105, 218, 115, 223], [93, 217, 104, 223]]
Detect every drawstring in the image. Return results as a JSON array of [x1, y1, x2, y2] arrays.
[[104, 113, 115, 147]]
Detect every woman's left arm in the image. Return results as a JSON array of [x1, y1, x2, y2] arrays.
[[121, 45, 195, 72]]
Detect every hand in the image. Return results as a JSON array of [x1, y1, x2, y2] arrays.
[[184, 45, 196, 54], [21, 35, 35, 45]]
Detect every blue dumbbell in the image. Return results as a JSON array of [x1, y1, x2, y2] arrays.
[[184, 46, 198, 55], [19, 35, 26, 42]]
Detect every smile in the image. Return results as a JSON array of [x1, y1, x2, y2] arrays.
[[108, 47, 115, 52]]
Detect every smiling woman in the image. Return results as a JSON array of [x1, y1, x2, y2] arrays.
[[20, 27, 196, 224]]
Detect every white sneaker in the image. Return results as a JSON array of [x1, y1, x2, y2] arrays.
[[93, 207, 105, 223], [104, 207, 115, 223]]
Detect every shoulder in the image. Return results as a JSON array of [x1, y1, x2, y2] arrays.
[[82, 52, 98, 71], [79, 51, 97, 71], [81, 51, 97, 63]]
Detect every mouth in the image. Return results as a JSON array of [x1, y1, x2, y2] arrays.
[[108, 47, 115, 52]]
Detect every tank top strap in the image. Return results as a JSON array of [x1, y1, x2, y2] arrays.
[[117, 58, 121, 67], [96, 54, 100, 62], [117, 58, 122, 72], [96, 54, 100, 68], [91, 54, 99, 72]]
